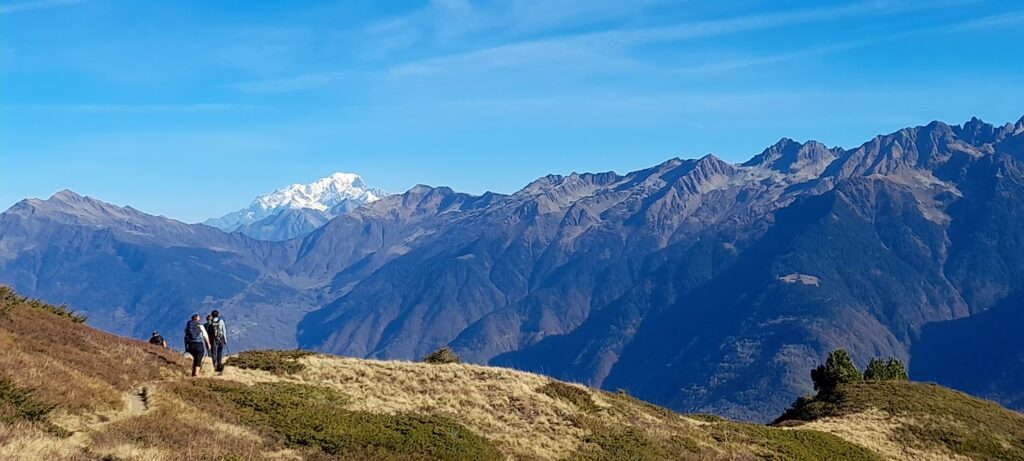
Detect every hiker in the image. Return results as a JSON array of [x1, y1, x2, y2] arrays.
[[148, 330, 168, 348], [184, 313, 211, 377], [205, 309, 228, 374]]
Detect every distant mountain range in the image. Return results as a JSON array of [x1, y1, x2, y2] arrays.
[[204, 172, 387, 241], [2, 115, 1023, 422]]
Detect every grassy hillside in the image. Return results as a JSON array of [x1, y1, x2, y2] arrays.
[[775, 381, 1024, 460], [1, 287, 1020, 460]]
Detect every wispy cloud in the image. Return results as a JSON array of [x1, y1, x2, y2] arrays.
[[0, 0, 83, 15], [950, 10, 1024, 30], [226, 71, 354, 94], [363, 0, 673, 51], [671, 35, 897, 75], [672, 9, 1024, 75], [386, 1, 946, 77], [389, 38, 635, 77], [15, 103, 262, 113]]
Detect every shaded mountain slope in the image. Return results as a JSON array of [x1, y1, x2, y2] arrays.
[[0, 191, 308, 349], [300, 116, 1024, 420], [911, 292, 1024, 410], [3, 116, 1024, 422]]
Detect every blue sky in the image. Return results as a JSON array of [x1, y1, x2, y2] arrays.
[[2, 0, 1023, 222]]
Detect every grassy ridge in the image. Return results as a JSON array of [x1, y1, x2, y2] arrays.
[[2, 286, 1022, 460], [777, 381, 1024, 460]]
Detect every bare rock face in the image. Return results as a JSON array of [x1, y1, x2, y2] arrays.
[[3, 116, 1024, 421]]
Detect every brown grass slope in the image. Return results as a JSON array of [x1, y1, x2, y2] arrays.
[[775, 381, 1024, 461], [0, 286, 1017, 460]]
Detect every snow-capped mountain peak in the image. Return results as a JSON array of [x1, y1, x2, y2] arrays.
[[204, 172, 387, 239], [253, 172, 383, 212]]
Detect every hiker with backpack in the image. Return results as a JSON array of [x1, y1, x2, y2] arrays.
[[148, 330, 168, 348], [184, 313, 211, 377], [205, 309, 228, 374]]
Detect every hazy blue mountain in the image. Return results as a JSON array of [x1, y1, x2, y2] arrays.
[[299, 116, 1024, 420], [912, 293, 1024, 410], [2, 115, 1023, 421], [0, 190, 309, 349]]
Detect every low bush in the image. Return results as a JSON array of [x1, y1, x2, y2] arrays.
[[172, 379, 502, 460], [539, 381, 599, 413], [0, 286, 86, 323], [0, 378, 53, 424], [421, 347, 460, 364], [685, 413, 725, 423], [707, 422, 883, 461], [224, 349, 313, 375], [570, 423, 680, 461]]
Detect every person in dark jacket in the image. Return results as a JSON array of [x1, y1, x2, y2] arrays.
[[148, 330, 167, 348], [205, 309, 228, 374], [184, 314, 211, 377]]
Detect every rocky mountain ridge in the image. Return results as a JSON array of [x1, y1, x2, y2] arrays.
[[2, 115, 1023, 421]]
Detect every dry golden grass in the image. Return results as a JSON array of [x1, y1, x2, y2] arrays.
[[0, 291, 278, 460], [226, 355, 592, 459], [0, 422, 84, 461], [2, 289, 1010, 461], [90, 383, 266, 460], [792, 408, 971, 461], [0, 305, 186, 414], [222, 354, 872, 461]]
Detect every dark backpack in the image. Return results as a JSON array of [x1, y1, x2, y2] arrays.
[[184, 320, 204, 344]]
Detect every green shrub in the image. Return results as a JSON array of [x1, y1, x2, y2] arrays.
[[685, 413, 725, 423], [539, 381, 599, 413], [224, 349, 313, 375], [863, 357, 908, 381], [708, 422, 883, 461], [421, 347, 460, 364], [810, 349, 861, 395], [0, 377, 54, 423], [0, 377, 68, 436], [569, 424, 677, 461], [0, 286, 86, 323], [885, 358, 908, 380], [173, 380, 501, 460]]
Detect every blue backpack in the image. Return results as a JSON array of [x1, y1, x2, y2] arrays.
[[184, 320, 204, 344]]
